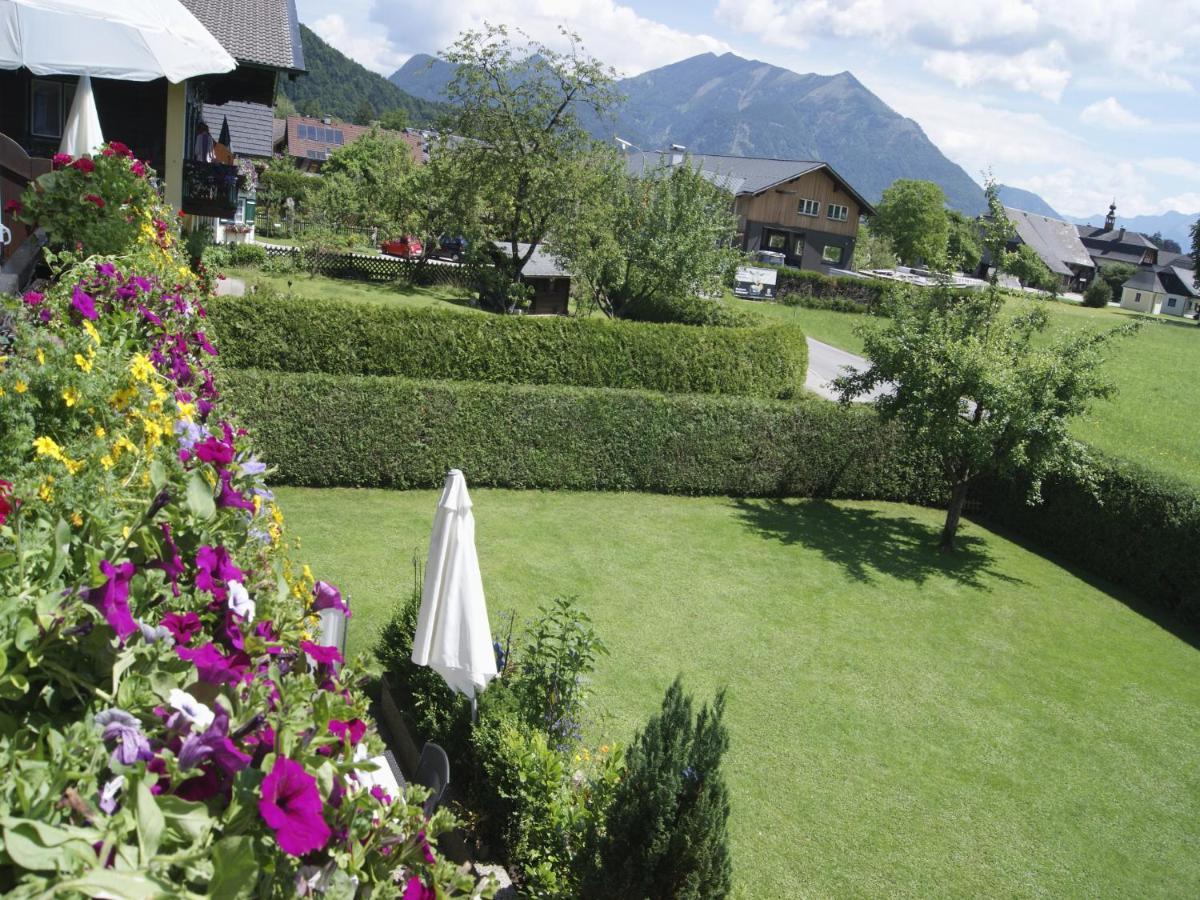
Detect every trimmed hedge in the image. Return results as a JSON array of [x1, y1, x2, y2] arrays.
[[619, 294, 755, 327], [207, 293, 807, 399], [220, 369, 944, 501], [975, 459, 1200, 623], [769, 266, 894, 310]]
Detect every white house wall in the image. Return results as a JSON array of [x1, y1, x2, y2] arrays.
[[1120, 286, 1160, 314]]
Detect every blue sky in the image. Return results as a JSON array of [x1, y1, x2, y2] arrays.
[[296, 0, 1200, 219]]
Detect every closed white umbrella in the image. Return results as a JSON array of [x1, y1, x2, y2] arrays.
[[0, 0, 236, 83], [58, 74, 102, 156], [412, 470, 498, 701]]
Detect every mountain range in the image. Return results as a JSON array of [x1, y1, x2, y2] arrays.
[[392, 51, 988, 214]]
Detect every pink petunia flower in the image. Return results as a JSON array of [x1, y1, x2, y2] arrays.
[[131, 160, 147, 178], [70, 285, 99, 320], [259, 757, 332, 857], [402, 877, 435, 900], [313, 581, 350, 618], [161, 611, 202, 645], [88, 560, 138, 642], [52, 153, 72, 169], [176, 641, 250, 685], [0, 480, 14, 527], [300, 641, 343, 667]]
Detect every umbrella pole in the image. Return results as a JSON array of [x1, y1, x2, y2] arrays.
[[470, 695, 478, 724]]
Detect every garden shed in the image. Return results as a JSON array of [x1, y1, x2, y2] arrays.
[[493, 242, 573, 315]]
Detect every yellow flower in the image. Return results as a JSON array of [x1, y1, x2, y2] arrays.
[[0, 354, 5, 370], [177, 401, 196, 420], [302, 564, 314, 582], [14, 380, 27, 394], [271, 505, 284, 527], [70, 512, 83, 527], [35, 348, 45, 365], [0, 387, 5, 397], [38, 479, 54, 502], [33, 435, 63, 460], [62, 387, 79, 407], [75, 353, 92, 373], [95, 425, 106, 438], [600, 745, 610, 754], [100, 454, 115, 470], [129, 353, 154, 383], [109, 386, 137, 409], [83, 321, 101, 346], [122, 525, 131, 540]]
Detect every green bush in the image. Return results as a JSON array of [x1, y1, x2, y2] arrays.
[[1083, 277, 1113, 308], [619, 294, 755, 327], [583, 678, 732, 900], [975, 457, 1200, 624], [219, 370, 944, 502], [767, 265, 895, 310], [208, 292, 807, 399], [228, 242, 268, 267]]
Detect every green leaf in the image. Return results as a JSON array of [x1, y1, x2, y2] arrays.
[[54, 869, 175, 900], [135, 779, 165, 861], [186, 471, 216, 521], [0, 672, 29, 700], [158, 795, 212, 845], [13, 614, 38, 652], [1, 818, 96, 871], [48, 518, 72, 579], [149, 459, 167, 491], [208, 836, 257, 900], [0, 550, 16, 570]]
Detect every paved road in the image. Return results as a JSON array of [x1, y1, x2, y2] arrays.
[[805, 338, 893, 403]]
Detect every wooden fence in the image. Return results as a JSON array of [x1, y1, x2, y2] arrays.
[[259, 245, 475, 289], [0, 133, 51, 265]]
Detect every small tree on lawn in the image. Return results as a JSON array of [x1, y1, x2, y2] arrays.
[[440, 24, 619, 312], [1083, 277, 1113, 308], [585, 677, 732, 900], [1098, 262, 1137, 304], [836, 181, 1140, 551], [554, 152, 740, 318], [852, 219, 898, 271], [873, 178, 950, 267], [1005, 244, 1056, 291]]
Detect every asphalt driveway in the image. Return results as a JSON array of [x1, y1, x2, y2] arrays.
[[804, 338, 893, 403]]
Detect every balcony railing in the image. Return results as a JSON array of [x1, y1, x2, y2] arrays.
[[181, 159, 239, 218]]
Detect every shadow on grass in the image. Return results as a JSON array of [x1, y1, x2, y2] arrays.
[[731, 498, 1023, 589]]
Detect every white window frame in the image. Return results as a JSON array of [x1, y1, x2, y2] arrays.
[[827, 203, 849, 222], [798, 198, 820, 217], [822, 244, 843, 264]]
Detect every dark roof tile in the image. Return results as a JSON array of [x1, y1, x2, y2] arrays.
[[202, 101, 275, 158], [180, 0, 304, 71]]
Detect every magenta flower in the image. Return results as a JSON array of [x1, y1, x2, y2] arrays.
[[70, 284, 99, 320], [217, 470, 256, 512], [300, 641, 343, 667], [88, 560, 138, 642], [71, 157, 95, 173], [416, 830, 436, 864], [177, 641, 250, 685], [313, 581, 350, 618], [161, 611, 202, 645], [150, 524, 185, 596], [4, 199, 22, 215], [22, 290, 43, 307], [194, 435, 234, 466], [131, 160, 147, 178], [402, 877, 435, 900], [52, 152, 71, 169], [195, 545, 244, 599], [83, 193, 105, 208], [259, 757, 331, 857], [328, 719, 366, 745], [177, 707, 251, 775], [193, 331, 217, 356]]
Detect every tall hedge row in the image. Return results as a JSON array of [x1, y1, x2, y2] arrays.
[[770, 266, 894, 309], [220, 369, 944, 501], [206, 294, 807, 400], [975, 460, 1200, 623]]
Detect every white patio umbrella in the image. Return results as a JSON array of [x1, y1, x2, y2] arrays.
[[0, 0, 236, 83], [412, 470, 498, 701], [58, 74, 102, 156]]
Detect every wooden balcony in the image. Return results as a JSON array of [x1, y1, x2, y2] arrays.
[[181, 159, 238, 218]]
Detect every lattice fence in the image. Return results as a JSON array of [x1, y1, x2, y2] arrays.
[[259, 245, 474, 289]]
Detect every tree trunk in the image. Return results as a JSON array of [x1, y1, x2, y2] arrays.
[[940, 480, 970, 551]]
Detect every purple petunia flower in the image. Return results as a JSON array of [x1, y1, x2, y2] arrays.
[[312, 581, 350, 618], [70, 284, 99, 320], [176, 642, 250, 685], [88, 560, 138, 643], [402, 877, 436, 900], [177, 707, 251, 775], [194, 435, 234, 467], [162, 611, 202, 645], [300, 641, 343, 667], [238, 455, 267, 477], [217, 470, 256, 512], [94, 262, 117, 278], [259, 757, 332, 857], [193, 332, 218, 357], [138, 621, 174, 646], [95, 708, 153, 766], [98, 775, 125, 815], [194, 545, 244, 599]]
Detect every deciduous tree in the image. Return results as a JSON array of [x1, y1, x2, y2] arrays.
[[837, 181, 1139, 551], [439, 24, 619, 311], [852, 220, 898, 271], [873, 178, 949, 267]]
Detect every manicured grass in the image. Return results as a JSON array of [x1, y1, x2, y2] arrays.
[[278, 486, 1200, 899], [735, 293, 1200, 488], [227, 267, 479, 313]]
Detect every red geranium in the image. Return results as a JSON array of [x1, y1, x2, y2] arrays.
[[0, 480, 15, 526], [84, 194, 105, 208], [3, 199, 22, 216], [71, 157, 95, 174]]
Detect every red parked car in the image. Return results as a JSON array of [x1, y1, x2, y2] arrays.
[[380, 235, 423, 258]]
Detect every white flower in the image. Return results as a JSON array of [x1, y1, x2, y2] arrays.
[[227, 579, 255, 622], [168, 688, 215, 732], [99, 774, 126, 814]]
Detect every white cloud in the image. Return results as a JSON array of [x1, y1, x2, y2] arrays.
[[311, 13, 410, 75], [1140, 158, 1200, 181], [716, 0, 1200, 94], [1078, 97, 1147, 129], [1158, 192, 1200, 213], [368, 0, 731, 77], [923, 43, 1070, 100]]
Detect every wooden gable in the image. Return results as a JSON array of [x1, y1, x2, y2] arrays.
[[735, 167, 863, 237]]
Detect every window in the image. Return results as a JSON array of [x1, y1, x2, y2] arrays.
[[798, 198, 819, 217], [334, 130, 344, 145], [1168, 297, 1177, 308], [30, 80, 64, 138], [793, 235, 806, 258], [766, 232, 787, 251], [827, 203, 849, 222], [1134, 292, 1142, 303], [822, 244, 843, 265]]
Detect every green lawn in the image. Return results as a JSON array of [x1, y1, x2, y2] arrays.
[[228, 267, 479, 313], [278, 486, 1200, 899], [733, 294, 1200, 488]]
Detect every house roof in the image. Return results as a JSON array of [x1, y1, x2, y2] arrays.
[[491, 242, 571, 279], [1159, 251, 1194, 270], [282, 116, 422, 164], [625, 151, 876, 215], [1123, 267, 1198, 297], [201, 101, 275, 158], [1004, 206, 1095, 276], [180, 0, 305, 72], [1077, 223, 1158, 266], [1076, 224, 1158, 249]]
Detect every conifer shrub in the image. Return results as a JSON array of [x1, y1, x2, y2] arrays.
[[1083, 277, 1113, 308]]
